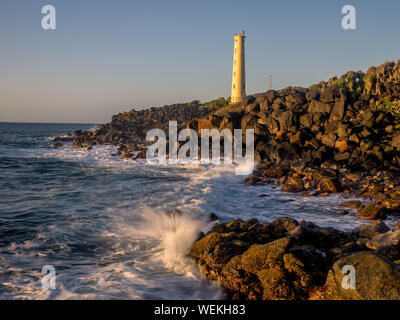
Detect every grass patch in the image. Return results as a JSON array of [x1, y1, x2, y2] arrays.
[[198, 97, 228, 112], [376, 98, 400, 117]]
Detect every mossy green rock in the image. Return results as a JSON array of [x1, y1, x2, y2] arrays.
[[257, 266, 290, 299], [190, 232, 235, 260], [324, 251, 400, 300], [317, 178, 342, 193], [240, 238, 291, 274], [281, 177, 305, 193]]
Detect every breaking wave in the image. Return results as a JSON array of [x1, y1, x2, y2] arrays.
[[131, 208, 214, 275]]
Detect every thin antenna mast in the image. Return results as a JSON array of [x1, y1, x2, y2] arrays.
[[269, 74, 272, 90]]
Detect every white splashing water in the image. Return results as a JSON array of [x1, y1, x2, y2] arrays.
[[123, 208, 214, 276]]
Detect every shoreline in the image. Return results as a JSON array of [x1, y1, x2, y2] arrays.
[[49, 135, 400, 299], [185, 162, 400, 300], [49, 59, 400, 299]]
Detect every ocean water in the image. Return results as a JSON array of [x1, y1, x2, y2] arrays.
[[0, 122, 397, 300]]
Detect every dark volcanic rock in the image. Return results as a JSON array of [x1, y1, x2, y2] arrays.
[[351, 222, 390, 239], [341, 200, 362, 209], [317, 178, 342, 193], [356, 204, 387, 221], [281, 177, 305, 193], [70, 99, 227, 149], [190, 217, 400, 300], [266, 217, 299, 238], [366, 229, 400, 250], [323, 252, 400, 300]]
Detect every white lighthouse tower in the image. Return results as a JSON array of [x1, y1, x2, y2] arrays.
[[230, 31, 246, 103]]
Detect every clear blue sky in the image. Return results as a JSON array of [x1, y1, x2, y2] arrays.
[[1, 0, 400, 123]]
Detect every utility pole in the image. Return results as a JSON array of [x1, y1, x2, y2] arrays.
[[269, 74, 272, 90]]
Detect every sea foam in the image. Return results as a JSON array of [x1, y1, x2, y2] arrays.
[[127, 208, 214, 276]]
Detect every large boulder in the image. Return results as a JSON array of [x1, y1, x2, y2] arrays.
[[317, 178, 342, 193], [266, 217, 299, 238], [190, 233, 235, 262], [306, 89, 320, 101], [320, 86, 341, 103], [209, 240, 251, 272], [308, 100, 332, 114], [241, 238, 291, 274], [220, 255, 263, 300], [239, 237, 325, 300], [299, 114, 313, 128], [281, 176, 305, 193], [329, 101, 346, 121], [356, 204, 387, 221], [256, 265, 291, 299], [351, 222, 390, 239], [323, 252, 400, 300], [288, 222, 348, 249], [274, 110, 294, 131], [366, 229, 400, 250]]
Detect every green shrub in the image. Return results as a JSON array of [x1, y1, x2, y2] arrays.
[[308, 84, 322, 93], [376, 99, 400, 117], [332, 79, 344, 87], [382, 98, 393, 108], [199, 97, 228, 111]]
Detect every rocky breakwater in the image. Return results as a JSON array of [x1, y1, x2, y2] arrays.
[[189, 60, 400, 222], [58, 59, 400, 172], [189, 60, 400, 174], [189, 217, 400, 300], [55, 99, 227, 159]]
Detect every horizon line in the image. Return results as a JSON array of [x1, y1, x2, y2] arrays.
[[0, 121, 102, 125]]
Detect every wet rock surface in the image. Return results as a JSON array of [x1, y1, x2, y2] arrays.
[[324, 252, 400, 300], [189, 217, 400, 300]]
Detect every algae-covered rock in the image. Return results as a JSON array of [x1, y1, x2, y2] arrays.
[[220, 256, 263, 300], [257, 266, 290, 299], [240, 238, 291, 274], [281, 176, 305, 193], [324, 251, 400, 300], [190, 232, 237, 263], [283, 249, 328, 288], [190, 217, 400, 300], [356, 204, 387, 221], [317, 178, 342, 193], [208, 240, 250, 272]]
